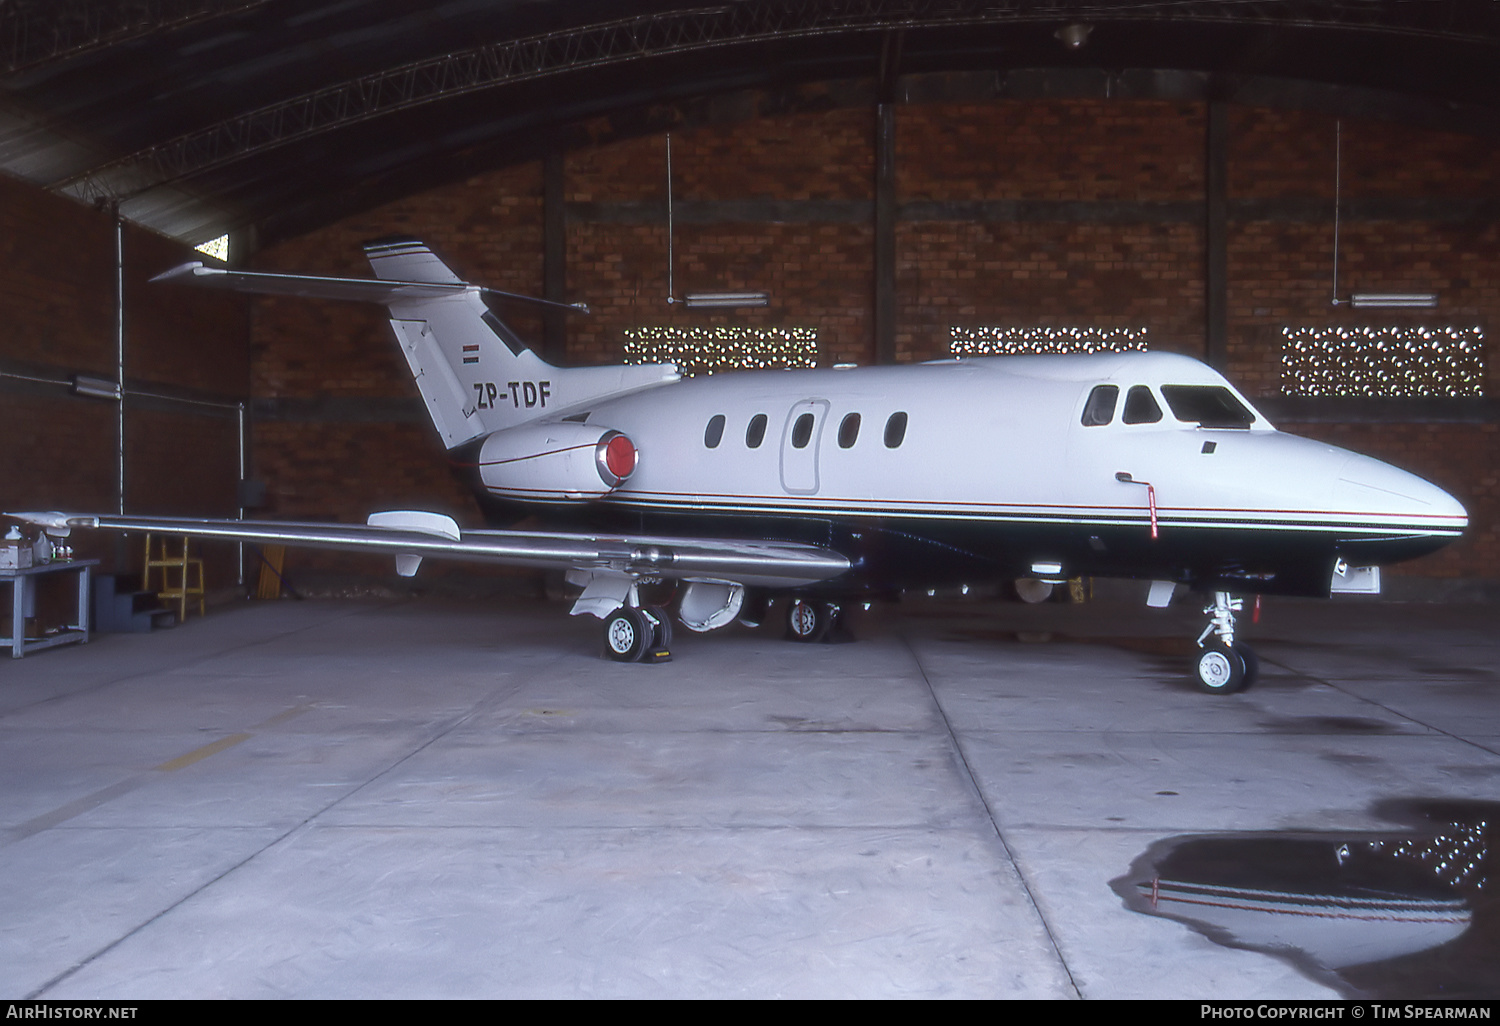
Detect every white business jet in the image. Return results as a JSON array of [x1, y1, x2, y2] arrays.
[[11, 238, 1467, 693]]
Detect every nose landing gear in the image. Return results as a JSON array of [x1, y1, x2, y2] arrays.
[[1193, 591, 1258, 694]]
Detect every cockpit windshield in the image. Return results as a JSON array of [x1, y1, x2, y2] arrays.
[[1160, 385, 1255, 428]]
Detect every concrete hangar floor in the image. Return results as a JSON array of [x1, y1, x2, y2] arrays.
[[1, 588, 1497, 1000]]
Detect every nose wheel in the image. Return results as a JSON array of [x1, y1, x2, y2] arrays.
[[1193, 591, 1258, 694], [1195, 641, 1248, 694]]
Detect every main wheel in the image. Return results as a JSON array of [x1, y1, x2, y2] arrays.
[[785, 598, 829, 642], [642, 604, 673, 650], [602, 607, 651, 662], [1194, 641, 1248, 694]]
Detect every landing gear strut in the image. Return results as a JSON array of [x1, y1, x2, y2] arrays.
[[1193, 591, 1257, 694]]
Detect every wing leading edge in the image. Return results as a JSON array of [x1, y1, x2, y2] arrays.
[[7, 511, 850, 594]]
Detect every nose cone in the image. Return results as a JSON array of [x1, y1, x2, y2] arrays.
[[1333, 452, 1469, 530]]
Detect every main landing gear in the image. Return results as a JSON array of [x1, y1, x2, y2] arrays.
[[784, 598, 842, 643], [601, 605, 673, 663], [1193, 591, 1259, 695]]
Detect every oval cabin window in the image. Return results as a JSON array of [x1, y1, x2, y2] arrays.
[[704, 414, 726, 448], [791, 412, 815, 449], [746, 413, 767, 448], [884, 412, 908, 448], [838, 413, 861, 448]]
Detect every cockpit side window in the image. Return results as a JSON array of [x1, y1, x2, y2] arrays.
[[1161, 385, 1256, 428], [1081, 385, 1118, 426], [1122, 385, 1163, 425]]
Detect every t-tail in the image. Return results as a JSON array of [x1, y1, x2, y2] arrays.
[[153, 236, 680, 449]]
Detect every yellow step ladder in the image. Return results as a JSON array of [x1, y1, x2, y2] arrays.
[[143, 534, 205, 622]]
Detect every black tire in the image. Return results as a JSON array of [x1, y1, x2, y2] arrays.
[[602, 607, 651, 662], [785, 598, 829, 642], [1234, 642, 1259, 689], [643, 604, 672, 651], [1194, 640, 1248, 694]]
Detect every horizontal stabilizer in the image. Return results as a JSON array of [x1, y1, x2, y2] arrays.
[[152, 262, 587, 314], [150, 239, 667, 450]]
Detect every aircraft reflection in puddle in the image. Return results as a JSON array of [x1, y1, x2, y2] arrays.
[[1115, 800, 1497, 998]]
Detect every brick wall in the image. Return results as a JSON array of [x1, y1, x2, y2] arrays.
[[247, 91, 1500, 586], [899, 100, 1204, 202], [0, 173, 250, 582]]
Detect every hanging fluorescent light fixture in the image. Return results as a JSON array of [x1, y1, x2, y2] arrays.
[[1329, 126, 1439, 312], [677, 291, 770, 309], [1349, 293, 1438, 309], [663, 135, 770, 310], [71, 373, 121, 400]]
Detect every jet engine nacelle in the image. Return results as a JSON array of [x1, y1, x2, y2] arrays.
[[478, 422, 637, 501]]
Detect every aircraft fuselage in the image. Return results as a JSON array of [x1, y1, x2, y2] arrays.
[[466, 352, 1467, 599]]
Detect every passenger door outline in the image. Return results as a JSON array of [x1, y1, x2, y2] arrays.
[[779, 399, 830, 495]]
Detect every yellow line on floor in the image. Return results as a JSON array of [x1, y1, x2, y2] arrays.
[[154, 732, 253, 772]]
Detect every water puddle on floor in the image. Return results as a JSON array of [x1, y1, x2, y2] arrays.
[[1115, 799, 1499, 998]]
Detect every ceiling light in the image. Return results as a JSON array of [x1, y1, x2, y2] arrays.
[[678, 292, 769, 309], [1055, 24, 1092, 50], [71, 373, 121, 400], [1350, 293, 1438, 308]]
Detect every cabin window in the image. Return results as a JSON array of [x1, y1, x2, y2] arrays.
[[791, 412, 815, 449], [1081, 385, 1118, 426], [1122, 385, 1163, 425], [704, 414, 726, 448], [838, 413, 861, 448], [1161, 385, 1256, 428], [746, 413, 768, 448], [884, 412, 908, 448]]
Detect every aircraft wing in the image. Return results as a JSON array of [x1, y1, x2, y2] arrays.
[[7, 511, 850, 591]]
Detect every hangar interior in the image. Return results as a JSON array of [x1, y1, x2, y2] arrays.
[[1, 0, 1499, 1000]]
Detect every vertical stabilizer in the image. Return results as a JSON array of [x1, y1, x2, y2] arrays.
[[361, 237, 679, 450], [364, 236, 550, 448]]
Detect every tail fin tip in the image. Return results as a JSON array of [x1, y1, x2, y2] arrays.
[[363, 236, 463, 285]]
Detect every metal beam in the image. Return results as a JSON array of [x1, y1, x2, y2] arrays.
[[2, 0, 268, 74], [543, 148, 568, 365], [57, 0, 1500, 204], [874, 101, 896, 366], [1205, 98, 1228, 372]]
